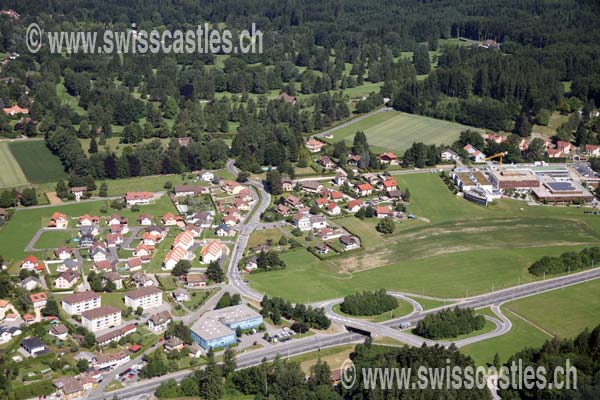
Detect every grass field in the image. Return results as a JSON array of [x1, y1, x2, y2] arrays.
[[0, 141, 28, 187], [328, 111, 481, 153], [503, 279, 600, 339], [34, 230, 77, 249], [248, 173, 600, 302], [8, 140, 67, 183]]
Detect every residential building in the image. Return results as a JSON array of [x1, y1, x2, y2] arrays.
[[82, 306, 122, 332], [305, 138, 327, 153], [347, 199, 363, 213], [70, 186, 87, 201], [124, 287, 163, 310], [124, 192, 153, 206], [301, 181, 323, 194], [186, 273, 206, 288], [137, 214, 153, 226], [174, 186, 207, 197], [126, 257, 144, 271], [148, 311, 172, 332], [131, 271, 153, 287], [199, 170, 215, 182], [215, 224, 231, 237], [29, 292, 47, 309], [102, 272, 123, 290], [21, 337, 46, 356], [378, 152, 398, 165], [49, 324, 69, 340], [441, 148, 460, 161], [54, 247, 73, 260], [162, 212, 182, 226], [163, 246, 186, 270], [172, 288, 190, 302], [55, 271, 78, 289], [93, 350, 130, 370], [382, 179, 397, 192], [354, 183, 373, 197], [326, 202, 341, 215], [96, 324, 136, 347], [375, 205, 394, 218], [200, 241, 224, 264], [21, 255, 43, 272], [19, 276, 41, 291], [49, 212, 69, 229], [340, 235, 360, 250], [61, 291, 101, 315], [293, 212, 311, 231]]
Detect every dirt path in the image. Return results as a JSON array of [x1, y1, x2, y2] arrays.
[[46, 191, 63, 205]]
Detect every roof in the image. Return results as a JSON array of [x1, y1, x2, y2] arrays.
[[82, 306, 120, 320], [125, 286, 161, 300], [57, 271, 78, 283], [201, 241, 223, 258], [357, 183, 372, 191], [383, 179, 397, 187], [347, 199, 363, 208], [22, 255, 39, 264], [29, 292, 47, 303], [125, 192, 153, 201], [51, 212, 67, 220], [50, 324, 69, 335], [62, 290, 100, 305], [187, 273, 206, 283], [378, 152, 397, 160], [149, 310, 172, 325], [22, 337, 44, 348], [275, 92, 297, 104]]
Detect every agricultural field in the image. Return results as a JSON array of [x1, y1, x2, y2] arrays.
[[248, 173, 600, 302], [328, 111, 481, 153], [8, 140, 67, 183], [0, 141, 28, 187]]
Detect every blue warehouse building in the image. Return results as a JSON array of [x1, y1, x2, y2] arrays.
[[191, 304, 263, 349]]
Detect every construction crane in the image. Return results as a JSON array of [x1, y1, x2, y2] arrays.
[[484, 151, 508, 170]]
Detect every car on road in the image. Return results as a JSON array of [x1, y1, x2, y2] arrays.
[[399, 322, 411, 329]]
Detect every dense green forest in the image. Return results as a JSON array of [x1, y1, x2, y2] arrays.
[[0, 0, 599, 181], [414, 307, 485, 339], [340, 289, 398, 316]]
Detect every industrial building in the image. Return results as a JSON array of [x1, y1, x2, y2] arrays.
[[488, 168, 540, 190], [532, 178, 594, 203], [190, 304, 263, 349]]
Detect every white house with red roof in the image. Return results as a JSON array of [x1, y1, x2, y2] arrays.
[[354, 183, 373, 197], [162, 212, 182, 226], [382, 179, 398, 192], [378, 152, 398, 165], [585, 144, 600, 157], [49, 212, 69, 229], [326, 202, 341, 215], [347, 199, 363, 213], [79, 215, 100, 226], [375, 205, 394, 218], [305, 138, 327, 153], [200, 241, 224, 264], [133, 244, 153, 259], [556, 141, 573, 154], [21, 256, 43, 272], [3, 105, 28, 116], [124, 192, 154, 206]]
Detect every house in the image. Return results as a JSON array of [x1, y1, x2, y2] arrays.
[[310, 215, 327, 229], [305, 138, 327, 153], [93, 350, 130, 369], [53, 376, 85, 400], [333, 172, 347, 186], [22, 314, 35, 325], [326, 202, 341, 215], [55, 271, 78, 289], [107, 214, 128, 227], [215, 224, 231, 237], [162, 246, 186, 270], [137, 214, 153, 226], [124, 287, 162, 310], [387, 190, 403, 200], [54, 247, 73, 260], [378, 152, 398, 165], [93, 260, 116, 273], [347, 199, 363, 213], [178, 137, 191, 147], [95, 324, 136, 347], [441, 148, 460, 161], [190, 211, 213, 228], [134, 244, 153, 259], [79, 214, 100, 226], [29, 292, 47, 309], [82, 306, 122, 332], [557, 141, 572, 154], [546, 148, 563, 158], [126, 257, 144, 272], [282, 177, 294, 192], [164, 336, 185, 352], [105, 233, 124, 248], [275, 92, 297, 105], [162, 212, 182, 226], [315, 197, 329, 208], [49, 324, 69, 340], [198, 170, 215, 182], [375, 205, 394, 218], [21, 337, 46, 356], [185, 225, 202, 238], [293, 212, 311, 231], [174, 185, 207, 197], [276, 204, 290, 216], [222, 215, 237, 226], [173, 231, 195, 251], [355, 183, 373, 197], [382, 179, 397, 192], [141, 232, 161, 247], [0, 208, 5, 220], [301, 181, 323, 194], [102, 272, 123, 290], [49, 212, 69, 229], [315, 244, 330, 255], [0, 9, 20, 19], [200, 241, 224, 264], [347, 154, 362, 167], [124, 192, 154, 206], [21, 256, 43, 272], [482, 133, 508, 144], [317, 155, 335, 169], [90, 244, 108, 263], [172, 288, 190, 302], [19, 276, 41, 291], [186, 273, 207, 288], [585, 144, 600, 157], [480, 39, 500, 49], [61, 291, 101, 315], [222, 180, 245, 195], [148, 311, 172, 332], [70, 186, 87, 201], [245, 256, 258, 271], [340, 235, 360, 250], [464, 144, 487, 163], [57, 259, 79, 273], [3, 105, 29, 116], [131, 271, 153, 287], [285, 195, 303, 209], [329, 191, 344, 202]]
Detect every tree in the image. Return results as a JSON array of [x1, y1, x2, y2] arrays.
[[135, 306, 144, 316], [172, 260, 191, 277], [55, 180, 69, 199], [42, 299, 59, 316], [413, 44, 431, 75], [89, 136, 98, 154], [376, 217, 395, 234], [266, 169, 283, 195], [76, 359, 89, 373], [99, 182, 108, 197], [222, 347, 237, 377], [198, 349, 222, 400], [206, 261, 224, 283]]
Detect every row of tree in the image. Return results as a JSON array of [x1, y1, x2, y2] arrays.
[[414, 307, 485, 340], [260, 295, 330, 330], [340, 289, 398, 316], [529, 247, 600, 276]]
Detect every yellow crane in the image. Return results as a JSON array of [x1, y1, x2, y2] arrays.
[[484, 151, 508, 170]]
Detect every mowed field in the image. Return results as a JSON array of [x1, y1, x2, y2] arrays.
[[8, 140, 67, 183], [329, 111, 482, 153], [248, 173, 600, 302], [0, 141, 28, 187]]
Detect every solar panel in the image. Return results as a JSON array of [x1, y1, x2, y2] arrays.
[[547, 182, 575, 191]]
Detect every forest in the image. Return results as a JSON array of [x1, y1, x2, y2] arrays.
[[340, 289, 399, 316], [414, 307, 485, 340], [0, 0, 598, 184]]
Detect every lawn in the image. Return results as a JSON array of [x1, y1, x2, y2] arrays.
[[0, 194, 177, 270], [460, 308, 552, 366], [503, 279, 600, 339], [247, 228, 284, 249], [8, 140, 67, 183], [78, 137, 172, 156], [0, 141, 28, 187], [34, 230, 77, 249], [248, 173, 600, 302], [327, 110, 481, 153]]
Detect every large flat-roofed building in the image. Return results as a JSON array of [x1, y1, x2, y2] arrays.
[[61, 291, 101, 315], [124, 286, 162, 310], [82, 306, 122, 332], [191, 304, 263, 349], [452, 170, 493, 192], [488, 169, 540, 190], [532, 178, 594, 203]]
